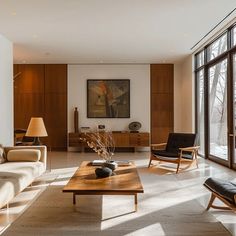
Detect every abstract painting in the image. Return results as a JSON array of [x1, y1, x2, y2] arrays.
[[87, 79, 130, 118]]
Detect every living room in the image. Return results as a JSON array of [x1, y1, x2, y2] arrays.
[[1, 1, 236, 235]]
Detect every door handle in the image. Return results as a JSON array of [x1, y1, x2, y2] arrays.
[[229, 134, 234, 137]]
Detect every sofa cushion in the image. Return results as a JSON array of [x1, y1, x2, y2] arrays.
[[0, 161, 45, 208], [0, 144, 6, 164], [7, 149, 41, 162], [152, 150, 193, 159]]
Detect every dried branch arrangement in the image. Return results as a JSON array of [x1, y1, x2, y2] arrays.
[[80, 131, 115, 162]]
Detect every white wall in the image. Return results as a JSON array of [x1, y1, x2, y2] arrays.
[[174, 56, 194, 132], [0, 35, 13, 146], [68, 65, 150, 132]]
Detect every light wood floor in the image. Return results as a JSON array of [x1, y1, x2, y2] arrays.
[[0, 151, 236, 235]]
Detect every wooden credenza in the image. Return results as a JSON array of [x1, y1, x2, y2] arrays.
[[68, 132, 150, 151]]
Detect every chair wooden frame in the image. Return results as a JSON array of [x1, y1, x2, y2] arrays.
[[205, 186, 236, 212], [148, 143, 200, 174]]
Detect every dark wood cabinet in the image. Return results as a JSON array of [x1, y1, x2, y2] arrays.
[[129, 133, 149, 146], [68, 132, 150, 150], [112, 133, 130, 147]]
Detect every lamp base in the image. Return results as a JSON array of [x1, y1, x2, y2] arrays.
[[33, 137, 41, 146]]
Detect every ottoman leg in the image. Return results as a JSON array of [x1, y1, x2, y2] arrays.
[[206, 193, 216, 210]]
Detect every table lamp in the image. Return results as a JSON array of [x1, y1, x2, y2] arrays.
[[26, 117, 48, 145]]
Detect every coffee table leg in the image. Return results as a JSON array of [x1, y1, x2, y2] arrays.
[[134, 194, 137, 211], [73, 193, 76, 205]]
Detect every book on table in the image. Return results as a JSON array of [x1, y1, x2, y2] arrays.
[[91, 160, 131, 166], [91, 160, 106, 166]]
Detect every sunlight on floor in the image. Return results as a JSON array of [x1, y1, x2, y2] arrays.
[[0, 151, 236, 235]]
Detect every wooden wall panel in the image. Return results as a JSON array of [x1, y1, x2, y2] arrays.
[[151, 64, 174, 144], [44, 64, 67, 150], [14, 64, 67, 150], [14, 64, 45, 130], [44, 94, 67, 149], [14, 94, 44, 128], [45, 64, 67, 93], [14, 64, 44, 93]]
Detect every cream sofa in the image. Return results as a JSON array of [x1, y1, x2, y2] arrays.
[[0, 146, 47, 209]]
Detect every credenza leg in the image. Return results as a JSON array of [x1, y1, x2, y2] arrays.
[[134, 194, 137, 211], [73, 193, 76, 205]]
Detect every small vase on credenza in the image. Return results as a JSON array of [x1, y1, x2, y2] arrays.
[[74, 107, 79, 133]]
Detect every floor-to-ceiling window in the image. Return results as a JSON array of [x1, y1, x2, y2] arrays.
[[208, 58, 228, 160], [195, 23, 236, 168], [196, 67, 205, 155]]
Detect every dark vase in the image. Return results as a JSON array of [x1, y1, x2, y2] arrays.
[[95, 167, 112, 178], [74, 107, 79, 133], [103, 161, 118, 171]]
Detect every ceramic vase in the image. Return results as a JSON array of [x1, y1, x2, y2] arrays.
[[74, 107, 79, 133]]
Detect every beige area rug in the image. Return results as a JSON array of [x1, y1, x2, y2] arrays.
[[2, 163, 231, 236]]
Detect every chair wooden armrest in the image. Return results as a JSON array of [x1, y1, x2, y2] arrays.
[[179, 146, 200, 152], [151, 143, 167, 150], [151, 143, 167, 147]]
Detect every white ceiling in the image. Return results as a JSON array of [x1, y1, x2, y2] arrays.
[[0, 0, 235, 64]]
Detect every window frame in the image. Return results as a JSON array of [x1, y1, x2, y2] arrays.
[[195, 21, 236, 166]]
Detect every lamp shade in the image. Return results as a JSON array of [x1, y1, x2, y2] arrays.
[[26, 117, 48, 137]]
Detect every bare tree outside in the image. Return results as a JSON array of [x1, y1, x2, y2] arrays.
[[196, 25, 236, 162], [198, 69, 205, 155], [208, 34, 228, 160]]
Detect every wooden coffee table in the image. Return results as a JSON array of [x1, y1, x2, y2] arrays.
[[62, 161, 144, 211]]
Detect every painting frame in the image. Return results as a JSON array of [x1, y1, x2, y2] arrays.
[[87, 79, 130, 118]]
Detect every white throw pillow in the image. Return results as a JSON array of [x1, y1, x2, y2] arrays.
[[7, 149, 41, 162]]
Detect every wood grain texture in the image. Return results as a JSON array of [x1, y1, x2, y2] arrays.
[[44, 64, 67, 149], [68, 132, 150, 148], [14, 64, 45, 93], [63, 161, 144, 193], [112, 132, 130, 147], [14, 64, 45, 129], [44, 64, 67, 93], [14, 93, 45, 129], [129, 133, 149, 146], [150, 64, 174, 144], [14, 64, 67, 150]]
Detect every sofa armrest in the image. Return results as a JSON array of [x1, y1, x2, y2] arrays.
[[4, 145, 47, 169]]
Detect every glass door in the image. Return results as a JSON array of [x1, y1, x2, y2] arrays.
[[233, 54, 236, 168], [208, 58, 228, 163], [196, 69, 205, 156]]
